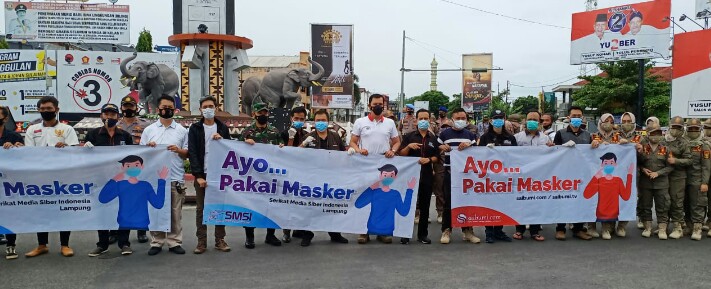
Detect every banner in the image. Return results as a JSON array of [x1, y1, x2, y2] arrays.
[[570, 0, 670, 65], [462, 53, 492, 113], [204, 141, 421, 238], [451, 145, 637, 227], [0, 50, 57, 122], [4, 1, 130, 44], [311, 24, 354, 109], [0, 146, 172, 234], [671, 29, 711, 118]]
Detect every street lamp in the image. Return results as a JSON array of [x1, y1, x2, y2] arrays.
[[663, 16, 687, 32], [679, 14, 706, 30]]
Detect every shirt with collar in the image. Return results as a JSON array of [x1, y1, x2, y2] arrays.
[[24, 122, 79, 147], [514, 130, 551, 146], [0, 129, 23, 146], [86, 126, 133, 146], [352, 114, 399, 155], [140, 120, 189, 183]]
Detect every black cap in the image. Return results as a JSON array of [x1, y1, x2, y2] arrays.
[[101, 103, 120, 114], [596, 14, 607, 23], [121, 96, 137, 105], [15, 4, 27, 12], [491, 109, 505, 119]]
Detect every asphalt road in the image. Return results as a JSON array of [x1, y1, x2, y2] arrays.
[[3, 203, 711, 289]]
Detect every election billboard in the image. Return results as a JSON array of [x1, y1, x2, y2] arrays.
[[570, 0, 670, 65], [671, 29, 711, 118], [311, 24, 354, 109], [4, 1, 131, 44], [697, 0, 711, 19], [462, 53, 492, 113], [0, 50, 57, 122]]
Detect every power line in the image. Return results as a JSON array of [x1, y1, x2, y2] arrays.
[[405, 38, 462, 69], [438, 0, 571, 30], [509, 67, 597, 89], [406, 36, 503, 70]]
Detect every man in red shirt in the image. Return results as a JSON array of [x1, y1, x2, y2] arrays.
[[583, 152, 634, 239]]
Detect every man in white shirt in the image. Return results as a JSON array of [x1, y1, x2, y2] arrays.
[[348, 93, 401, 244], [140, 95, 189, 256], [24, 96, 79, 258]]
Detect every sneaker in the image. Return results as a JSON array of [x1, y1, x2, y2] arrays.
[[417, 237, 432, 244], [357, 234, 370, 244], [282, 234, 292, 243], [88, 247, 109, 257], [25, 245, 49, 258], [494, 232, 512, 242], [485, 233, 495, 244], [5, 246, 18, 260], [440, 229, 451, 244], [330, 234, 349, 244], [194, 240, 207, 254], [376, 236, 393, 244], [265, 234, 282, 246], [121, 246, 133, 255], [168, 246, 186, 254], [137, 233, 149, 244], [400, 238, 410, 245], [215, 239, 231, 252], [244, 236, 256, 249], [61, 246, 74, 257], [437, 212, 443, 224], [147, 247, 162, 256]]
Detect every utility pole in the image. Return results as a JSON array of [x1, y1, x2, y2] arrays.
[[399, 30, 406, 112], [505, 80, 510, 104], [637, 59, 645, 127]]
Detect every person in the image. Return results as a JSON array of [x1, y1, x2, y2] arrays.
[[507, 114, 522, 135], [465, 114, 478, 136], [116, 95, 152, 243], [541, 113, 556, 140], [432, 107, 451, 224], [297, 109, 350, 246], [553, 106, 599, 241], [83, 104, 135, 257], [140, 95, 190, 255], [280, 106, 309, 243], [438, 108, 480, 245], [1, 106, 24, 260], [436, 106, 451, 132], [587, 113, 619, 238], [24, 96, 80, 257], [704, 119, 711, 233], [188, 96, 232, 254], [637, 123, 672, 239], [629, 11, 643, 35], [512, 110, 553, 241], [663, 116, 692, 240], [349, 94, 401, 244], [8, 4, 32, 35], [399, 109, 439, 245], [582, 153, 634, 240], [594, 13, 607, 40], [477, 115, 490, 140], [478, 110, 515, 243], [238, 103, 284, 249], [615, 112, 642, 233], [681, 119, 710, 240], [399, 104, 417, 135]]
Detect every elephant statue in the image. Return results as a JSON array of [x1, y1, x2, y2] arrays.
[[120, 52, 180, 114], [241, 58, 324, 114]]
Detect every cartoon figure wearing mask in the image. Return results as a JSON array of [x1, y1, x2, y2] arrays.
[[355, 164, 417, 237], [99, 155, 168, 230], [583, 152, 634, 240]]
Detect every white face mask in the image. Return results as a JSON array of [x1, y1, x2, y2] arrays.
[[453, 120, 468, 130], [202, 108, 215, 119]]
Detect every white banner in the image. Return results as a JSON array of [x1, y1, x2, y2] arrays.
[[0, 146, 172, 234], [0, 50, 57, 122], [670, 29, 711, 118], [204, 141, 421, 238], [4, 1, 130, 44], [451, 145, 637, 227]]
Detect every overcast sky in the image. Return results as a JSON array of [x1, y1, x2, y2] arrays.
[[2, 0, 699, 101]]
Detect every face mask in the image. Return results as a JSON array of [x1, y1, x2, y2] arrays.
[[122, 109, 137, 118], [202, 108, 215, 119], [292, 121, 304, 129], [158, 108, 174, 119], [669, 128, 684, 138], [126, 167, 142, 177], [418, 120, 430, 130], [687, 131, 701, 140], [526, 120, 539, 131], [256, 115, 269, 125], [371, 105, 384, 116], [603, 165, 615, 175], [407, 111, 413, 115], [381, 177, 395, 186], [648, 135, 663, 144], [315, 121, 328, 132], [621, 123, 635, 132], [570, 118, 583, 128], [601, 123, 613, 132], [40, 111, 56, 121], [104, 118, 119, 128], [492, 119, 505, 129], [454, 120, 468, 130]]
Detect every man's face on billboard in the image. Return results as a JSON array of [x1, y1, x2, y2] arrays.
[[17, 11, 26, 19], [630, 17, 643, 35], [594, 22, 606, 38]]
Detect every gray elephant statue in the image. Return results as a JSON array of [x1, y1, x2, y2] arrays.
[[120, 52, 180, 114], [241, 58, 324, 115]]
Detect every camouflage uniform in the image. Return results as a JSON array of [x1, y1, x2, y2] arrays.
[[616, 116, 642, 236], [682, 119, 711, 240], [663, 116, 693, 239], [637, 123, 672, 239], [238, 122, 282, 145]]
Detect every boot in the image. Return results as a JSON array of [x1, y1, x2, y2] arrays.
[[440, 229, 452, 244], [588, 222, 599, 238], [658, 223, 668, 240], [641, 221, 652, 238], [462, 228, 481, 244], [691, 223, 703, 241], [616, 221, 627, 237], [669, 222, 683, 239], [193, 239, 207, 254], [636, 217, 644, 229], [683, 221, 692, 236], [601, 223, 612, 240]]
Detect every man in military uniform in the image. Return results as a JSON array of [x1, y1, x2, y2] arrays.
[[663, 116, 693, 239], [636, 123, 672, 239], [238, 103, 284, 249], [682, 119, 711, 240]]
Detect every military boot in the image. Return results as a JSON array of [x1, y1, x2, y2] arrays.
[[658, 223, 668, 240], [683, 221, 692, 236], [601, 223, 612, 240], [669, 222, 683, 239], [691, 223, 703, 241], [642, 221, 652, 238], [636, 217, 644, 229], [588, 222, 599, 238], [616, 222, 627, 237]]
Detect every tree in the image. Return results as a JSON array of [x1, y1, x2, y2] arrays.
[[405, 90, 450, 113], [512, 95, 539, 114], [136, 28, 153, 52], [483, 89, 512, 117], [447, 93, 462, 113], [0, 37, 8, 49], [353, 74, 361, 106]]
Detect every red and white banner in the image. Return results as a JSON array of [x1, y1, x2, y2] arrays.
[[570, 0, 670, 65], [671, 29, 711, 118], [451, 145, 637, 227]]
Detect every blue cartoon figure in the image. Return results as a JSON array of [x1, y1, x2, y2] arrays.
[[355, 164, 417, 236], [99, 155, 167, 230]]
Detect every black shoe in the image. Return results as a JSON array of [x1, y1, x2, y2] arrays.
[[245, 237, 256, 249], [300, 237, 312, 247], [0, 234, 6, 245], [108, 235, 117, 245], [282, 234, 292, 243], [168, 246, 185, 254], [292, 230, 304, 239], [400, 238, 410, 245], [147, 247, 162, 256], [265, 234, 282, 246], [494, 232, 513, 242], [485, 233, 495, 244], [417, 237, 432, 244], [137, 233, 149, 244], [330, 234, 349, 244]]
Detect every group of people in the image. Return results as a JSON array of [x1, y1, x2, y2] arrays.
[[1, 93, 710, 260]]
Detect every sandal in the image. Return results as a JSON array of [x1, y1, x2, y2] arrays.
[[532, 234, 545, 241], [512, 232, 524, 240]]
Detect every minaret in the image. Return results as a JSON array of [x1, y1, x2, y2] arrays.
[[430, 56, 438, 91]]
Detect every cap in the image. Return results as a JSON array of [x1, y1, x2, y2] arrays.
[[596, 13, 607, 22], [703, 118, 711, 129], [101, 103, 120, 114], [15, 4, 27, 12], [406, 104, 415, 110], [121, 95, 137, 105], [630, 10, 643, 20], [686, 118, 702, 128], [252, 103, 269, 112], [670, 116, 684, 127], [508, 113, 521, 122], [491, 109, 505, 119], [646, 123, 661, 134], [438, 106, 448, 112]]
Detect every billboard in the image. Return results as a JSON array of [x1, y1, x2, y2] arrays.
[[462, 53, 492, 113], [4, 1, 130, 44], [0, 50, 57, 122], [670, 29, 711, 118], [570, 0, 670, 65], [697, 0, 711, 19], [311, 24, 354, 109]]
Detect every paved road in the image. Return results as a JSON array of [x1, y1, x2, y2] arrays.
[[3, 204, 711, 289]]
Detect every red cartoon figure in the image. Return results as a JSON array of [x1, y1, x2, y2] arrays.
[[583, 152, 634, 239]]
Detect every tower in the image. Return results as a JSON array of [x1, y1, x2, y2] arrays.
[[430, 56, 438, 91]]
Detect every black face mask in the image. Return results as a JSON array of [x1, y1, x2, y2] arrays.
[[371, 105, 384, 116], [158, 108, 174, 119], [407, 111, 413, 115], [439, 112, 446, 118], [256, 115, 269, 125], [104, 118, 119, 128], [40, 111, 56, 121], [122, 109, 137, 118]]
